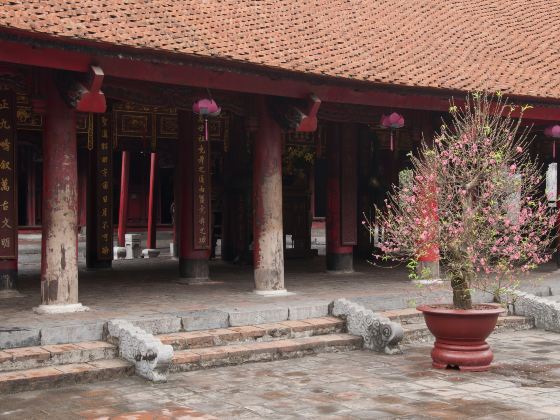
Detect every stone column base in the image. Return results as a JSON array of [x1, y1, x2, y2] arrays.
[[169, 242, 178, 258], [0, 289, 24, 299], [142, 249, 161, 258], [326, 252, 353, 273], [254, 289, 291, 296], [33, 303, 90, 314], [86, 260, 112, 270], [179, 258, 209, 282], [113, 246, 127, 260]]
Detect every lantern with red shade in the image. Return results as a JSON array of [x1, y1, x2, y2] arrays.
[[192, 98, 221, 141], [544, 125, 560, 159], [380, 112, 405, 151]]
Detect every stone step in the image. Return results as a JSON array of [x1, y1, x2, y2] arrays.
[[401, 315, 535, 344], [0, 359, 134, 394], [0, 341, 117, 372], [171, 333, 362, 372], [158, 317, 344, 351], [381, 308, 424, 324]]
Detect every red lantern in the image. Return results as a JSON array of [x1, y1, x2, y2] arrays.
[[192, 98, 221, 141], [380, 112, 405, 151]]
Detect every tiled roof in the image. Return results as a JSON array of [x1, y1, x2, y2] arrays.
[[1, 1, 560, 100]]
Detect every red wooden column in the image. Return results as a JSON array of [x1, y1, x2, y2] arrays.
[[326, 122, 357, 272], [77, 151, 88, 229], [0, 87, 19, 297], [253, 97, 286, 294], [142, 151, 160, 257], [117, 150, 130, 248], [113, 150, 129, 259], [416, 112, 440, 280], [177, 110, 211, 282], [36, 75, 87, 313], [171, 158, 179, 258]]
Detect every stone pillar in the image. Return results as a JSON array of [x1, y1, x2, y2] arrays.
[[326, 123, 357, 273], [26, 149, 36, 226], [143, 152, 160, 258], [0, 87, 20, 297], [36, 76, 87, 313], [114, 150, 130, 259], [253, 97, 286, 295], [177, 110, 211, 283]]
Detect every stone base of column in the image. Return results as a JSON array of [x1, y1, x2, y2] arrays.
[[170, 242, 178, 258], [414, 260, 442, 284], [326, 252, 353, 273], [86, 260, 112, 270], [0, 289, 24, 299], [33, 303, 90, 314], [142, 249, 161, 259], [254, 289, 290, 296], [178, 258, 209, 283], [113, 246, 127, 260]]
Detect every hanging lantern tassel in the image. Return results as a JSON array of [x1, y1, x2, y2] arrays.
[[554, 140, 556, 160], [192, 98, 221, 141], [380, 112, 404, 152]]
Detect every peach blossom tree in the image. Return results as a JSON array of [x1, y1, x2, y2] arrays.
[[369, 93, 556, 309]]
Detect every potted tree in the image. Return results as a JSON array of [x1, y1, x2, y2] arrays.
[[370, 92, 555, 371]]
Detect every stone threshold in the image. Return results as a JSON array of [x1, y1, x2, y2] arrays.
[[171, 333, 362, 372], [157, 317, 344, 350]]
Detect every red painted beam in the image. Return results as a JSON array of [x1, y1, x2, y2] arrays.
[[146, 152, 158, 250], [2, 38, 560, 120]]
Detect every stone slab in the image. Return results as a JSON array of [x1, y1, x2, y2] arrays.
[[228, 307, 289, 327], [0, 327, 41, 349], [179, 310, 229, 332], [128, 315, 182, 335], [288, 303, 330, 320], [40, 321, 105, 345]]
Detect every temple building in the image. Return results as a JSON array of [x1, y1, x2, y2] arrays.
[[0, 1, 560, 312]]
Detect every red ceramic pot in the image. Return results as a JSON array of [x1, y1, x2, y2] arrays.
[[417, 303, 505, 372]]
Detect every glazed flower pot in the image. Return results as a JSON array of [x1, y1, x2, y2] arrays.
[[416, 303, 505, 372]]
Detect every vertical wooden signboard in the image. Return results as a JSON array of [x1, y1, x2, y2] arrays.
[[0, 88, 17, 288], [96, 115, 113, 260], [193, 115, 210, 250]]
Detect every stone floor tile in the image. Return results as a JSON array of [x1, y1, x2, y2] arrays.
[[228, 325, 266, 339], [0, 351, 13, 363]]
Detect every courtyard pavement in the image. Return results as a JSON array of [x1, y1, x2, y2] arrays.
[[1, 329, 559, 419]]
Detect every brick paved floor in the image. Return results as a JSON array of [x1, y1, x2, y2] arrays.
[[1, 329, 559, 419], [4, 231, 560, 329]]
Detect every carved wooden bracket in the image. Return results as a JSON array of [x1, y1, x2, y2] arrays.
[[295, 93, 321, 132], [60, 65, 106, 113], [272, 94, 321, 132]]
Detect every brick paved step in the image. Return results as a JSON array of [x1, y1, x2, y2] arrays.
[[400, 314, 535, 344], [0, 341, 118, 372], [170, 333, 362, 372], [158, 317, 344, 351], [0, 359, 134, 394]]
